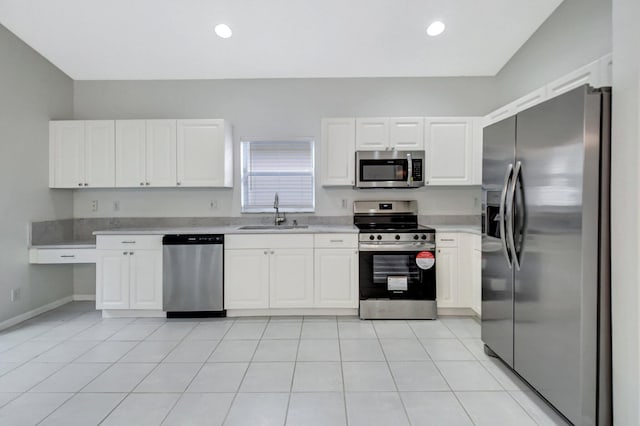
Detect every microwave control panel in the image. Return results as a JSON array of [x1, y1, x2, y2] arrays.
[[412, 159, 423, 181]]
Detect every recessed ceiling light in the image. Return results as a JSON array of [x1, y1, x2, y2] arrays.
[[214, 24, 232, 39], [426, 21, 445, 37]]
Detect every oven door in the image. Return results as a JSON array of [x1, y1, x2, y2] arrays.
[[359, 249, 436, 300]]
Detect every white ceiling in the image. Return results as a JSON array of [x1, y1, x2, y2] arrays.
[[0, 0, 563, 80]]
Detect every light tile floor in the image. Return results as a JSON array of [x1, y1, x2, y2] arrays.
[[0, 302, 570, 425]]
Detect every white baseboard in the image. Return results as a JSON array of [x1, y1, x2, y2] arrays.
[[227, 308, 359, 317], [73, 294, 96, 301], [437, 307, 477, 317], [102, 310, 166, 318], [0, 295, 73, 332]]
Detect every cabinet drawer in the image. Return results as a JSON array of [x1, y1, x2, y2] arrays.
[[436, 233, 459, 247], [96, 235, 162, 250], [314, 233, 358, 249], [29, 248, 96, 264], [226, 234, 314, 249]]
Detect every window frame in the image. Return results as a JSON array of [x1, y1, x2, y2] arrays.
[[240, 138, 316, 213]]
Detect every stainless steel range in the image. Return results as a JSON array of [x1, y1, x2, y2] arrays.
[[354, 201, 437, 319]]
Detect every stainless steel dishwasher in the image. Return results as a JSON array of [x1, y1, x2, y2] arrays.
[[162, 234, 225, 317]]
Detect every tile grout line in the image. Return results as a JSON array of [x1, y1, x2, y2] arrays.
[[220, 316, 268, 425], [336, 318, 350, 426], [283, 316, 306, 426], [415, 318, 478, 426]]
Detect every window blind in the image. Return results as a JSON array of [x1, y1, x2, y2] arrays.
[[241, 140, 315, 212]]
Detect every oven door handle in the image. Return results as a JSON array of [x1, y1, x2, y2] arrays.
[[406, 152, 413, 186], [359, 243, 436, 252]]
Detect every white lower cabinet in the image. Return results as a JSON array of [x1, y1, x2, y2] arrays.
[[270, 249, 314, 308], [224, 233, 358, 311], [436, 246, 459, 308], [96, 235, 162, 311], [224, 249, 270, 309], [314, 248, 358, 308]]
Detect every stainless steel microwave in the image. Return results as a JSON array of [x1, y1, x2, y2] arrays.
[[355, 150, 425, 188]]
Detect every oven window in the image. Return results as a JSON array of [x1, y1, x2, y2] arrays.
[[373, 254, 420, 284], [361, 162, 407, 181]]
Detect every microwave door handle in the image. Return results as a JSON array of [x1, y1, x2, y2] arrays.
[[406, 153, 413, 186]]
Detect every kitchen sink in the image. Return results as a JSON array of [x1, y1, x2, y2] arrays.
[[237, 225, 309, 230]]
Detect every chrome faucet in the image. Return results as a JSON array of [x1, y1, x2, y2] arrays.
[[273, 193, 286, 226]]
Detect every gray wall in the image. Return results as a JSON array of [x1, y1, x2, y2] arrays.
[[0, 24, 74, 323], [72, 77, 495, 219], [611, 0, 640, 423], [494, 0, 612, 107]]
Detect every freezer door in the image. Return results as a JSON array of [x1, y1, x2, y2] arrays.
[[513, 86, 602, 425], [481, 116, 516, 367]]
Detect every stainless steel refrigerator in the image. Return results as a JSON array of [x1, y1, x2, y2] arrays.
[[481, 85, 611, 425]]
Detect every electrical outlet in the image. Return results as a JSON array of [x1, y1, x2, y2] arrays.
[[10, 288, 20, 302], [210, 200, 218, 210], [341, 199, 349, 209], [91, 200, 99, 212], [113, 201, 120, 211]]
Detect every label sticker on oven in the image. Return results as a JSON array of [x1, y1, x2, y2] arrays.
[[387, 276, 408, 291], [416, 251, 435, 270]]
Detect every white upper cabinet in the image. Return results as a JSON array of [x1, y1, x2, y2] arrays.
[[115, 119, 176, 187], [177, 119, 233, 187], [146, 120, 177, 187], [356, 118, 389, 150], [425, 118, 476, 185], [50, 120, 115, 188], [321, 118, 356, 186], [115, 120, 147, 187], [389, 117, 424, 150]]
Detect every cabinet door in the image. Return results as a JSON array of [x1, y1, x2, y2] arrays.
[[425, 118, 474, 185], [115, 120, 147, 187], [96, 250, 130, 310], [146, 120, 177, 187], [436, 247, 459, 308], [389, 117, 424, 150], [314, 249, 358, 308], [129, 250, 162, 310], [224, 249, 270, 309], [177, 119, 231, 187], [49, 121, 85, 188], [321, 118, 356, 186], [471, 248, 482, 315], [269, 249, 314, 308], [355, 118, 389, 151], [84, 120, 115, 187]]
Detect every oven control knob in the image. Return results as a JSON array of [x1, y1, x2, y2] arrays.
[[421, 235, 427, 240], [413, 235, 419, 240], [376, 235, 382, 240], [395, 235, 400, 240], [369, 235, 375, 241]]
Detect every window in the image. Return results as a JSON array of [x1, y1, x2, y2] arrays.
[[241, 140, 315, 212]]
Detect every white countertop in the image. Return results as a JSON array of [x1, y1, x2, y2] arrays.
[[30, 241, 96, 249], [432, 225, 481, 235], [92, 225, 359, 236]]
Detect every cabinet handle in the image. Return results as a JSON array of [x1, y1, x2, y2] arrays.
[[60, 255, 75, 258], [270, 250, 275, 254], [330, 239, 344, 243], [264, 251, 268, 255], [78, 183, 82, 187], [129, 252, 134, 255], [121, 241, 136, 244], [177, 182, 181, 186], [145, 182, 150, 186], [440, 238, 455, 242], [84, 183, 88, 186], [140, 182, 144, 186], [123, 251, 128, 255]]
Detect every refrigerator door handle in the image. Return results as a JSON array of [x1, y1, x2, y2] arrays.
[[506, 161, 522, 270], [499, 163, 514, 268]]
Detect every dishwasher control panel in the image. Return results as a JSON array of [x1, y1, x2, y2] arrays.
[[163, 234, 224, 244]]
